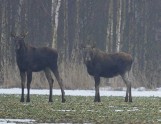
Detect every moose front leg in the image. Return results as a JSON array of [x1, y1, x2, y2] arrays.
[[94, 76, 101, 102], [26, 71, 32, 102], [20, 72, 26, 102], [129, 82, 132, 102]]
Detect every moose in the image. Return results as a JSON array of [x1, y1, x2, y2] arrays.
[[82, 45, 133, 102], [11, 32, 65, 103]]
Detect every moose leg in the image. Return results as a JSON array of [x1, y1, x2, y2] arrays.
[[20, 72, 26, 102], [44, 68, 53, 102], [52, 68, 65, 103], [26, 71, 32, 102], [121, 73, 132, 102], [129, 82, 132, 102], [94, 76, 101, 102]]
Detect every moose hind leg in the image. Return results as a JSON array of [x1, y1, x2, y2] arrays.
[[52, 68, 65, 103], [26, 71, 32, 102], [121, 73, 132, 102], [20, 72, 26, 102], [44, 68, 53, 102], [94, 76, 101, 102]]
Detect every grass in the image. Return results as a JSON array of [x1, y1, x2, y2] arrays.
[[0, 95, 161, 123]]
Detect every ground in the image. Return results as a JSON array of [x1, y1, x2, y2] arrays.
[[0, 87, 161, 123]]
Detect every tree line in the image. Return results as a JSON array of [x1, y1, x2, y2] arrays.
[[0, 0, 161, 89]]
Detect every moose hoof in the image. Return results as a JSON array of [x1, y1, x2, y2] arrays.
[[129, 99, 132, 102], [62, 99, 66, 103], [49, 100, 53, 102], [125, 97, 128, 102], [94, 99, 101, 102], [20, 98, 25, 102]]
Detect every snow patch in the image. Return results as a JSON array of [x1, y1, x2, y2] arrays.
[[115, 110, 124, 112], [0, 87, 161, 97], [158, 119, 161, 122], [52, 109, 76, 112], [0, 119, 35, 124], [127, 107, 139, 112]]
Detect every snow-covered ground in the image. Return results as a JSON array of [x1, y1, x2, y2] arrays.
[[0, 87, 161, 97]]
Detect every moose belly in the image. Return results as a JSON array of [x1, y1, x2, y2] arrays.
[[100, 67, 120, 78], [30, 63, 47, 72], [101, 71, 119, 78]]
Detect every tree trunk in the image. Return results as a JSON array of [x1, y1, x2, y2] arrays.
[[0, 0, 161, 89]]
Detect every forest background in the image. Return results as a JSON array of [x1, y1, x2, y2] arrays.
[[0, 0, 161, 89]]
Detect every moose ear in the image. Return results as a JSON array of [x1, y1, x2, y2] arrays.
[[21, 32, 28, 38], [11, 32, 16, 38]]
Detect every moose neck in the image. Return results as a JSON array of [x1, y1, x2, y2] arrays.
[[16, 42, 27, 60]]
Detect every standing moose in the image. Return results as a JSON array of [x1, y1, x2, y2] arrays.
[[11, 32, 65, 103], [82, 45, 133, 102]]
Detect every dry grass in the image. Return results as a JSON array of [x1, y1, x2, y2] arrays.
[[1, 60, 138, 90]]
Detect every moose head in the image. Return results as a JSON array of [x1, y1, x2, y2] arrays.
[[81, 44, 96, 64], [11, 32, 28, 50]]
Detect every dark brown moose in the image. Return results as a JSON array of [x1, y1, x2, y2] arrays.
[[11, 32, 65, 103], [82, 45, 133, 102]]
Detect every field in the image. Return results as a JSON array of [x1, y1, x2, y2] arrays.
[[0, 94, 161, 124]]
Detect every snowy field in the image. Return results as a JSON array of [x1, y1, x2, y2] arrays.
[[0, 87, 161, 97]]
